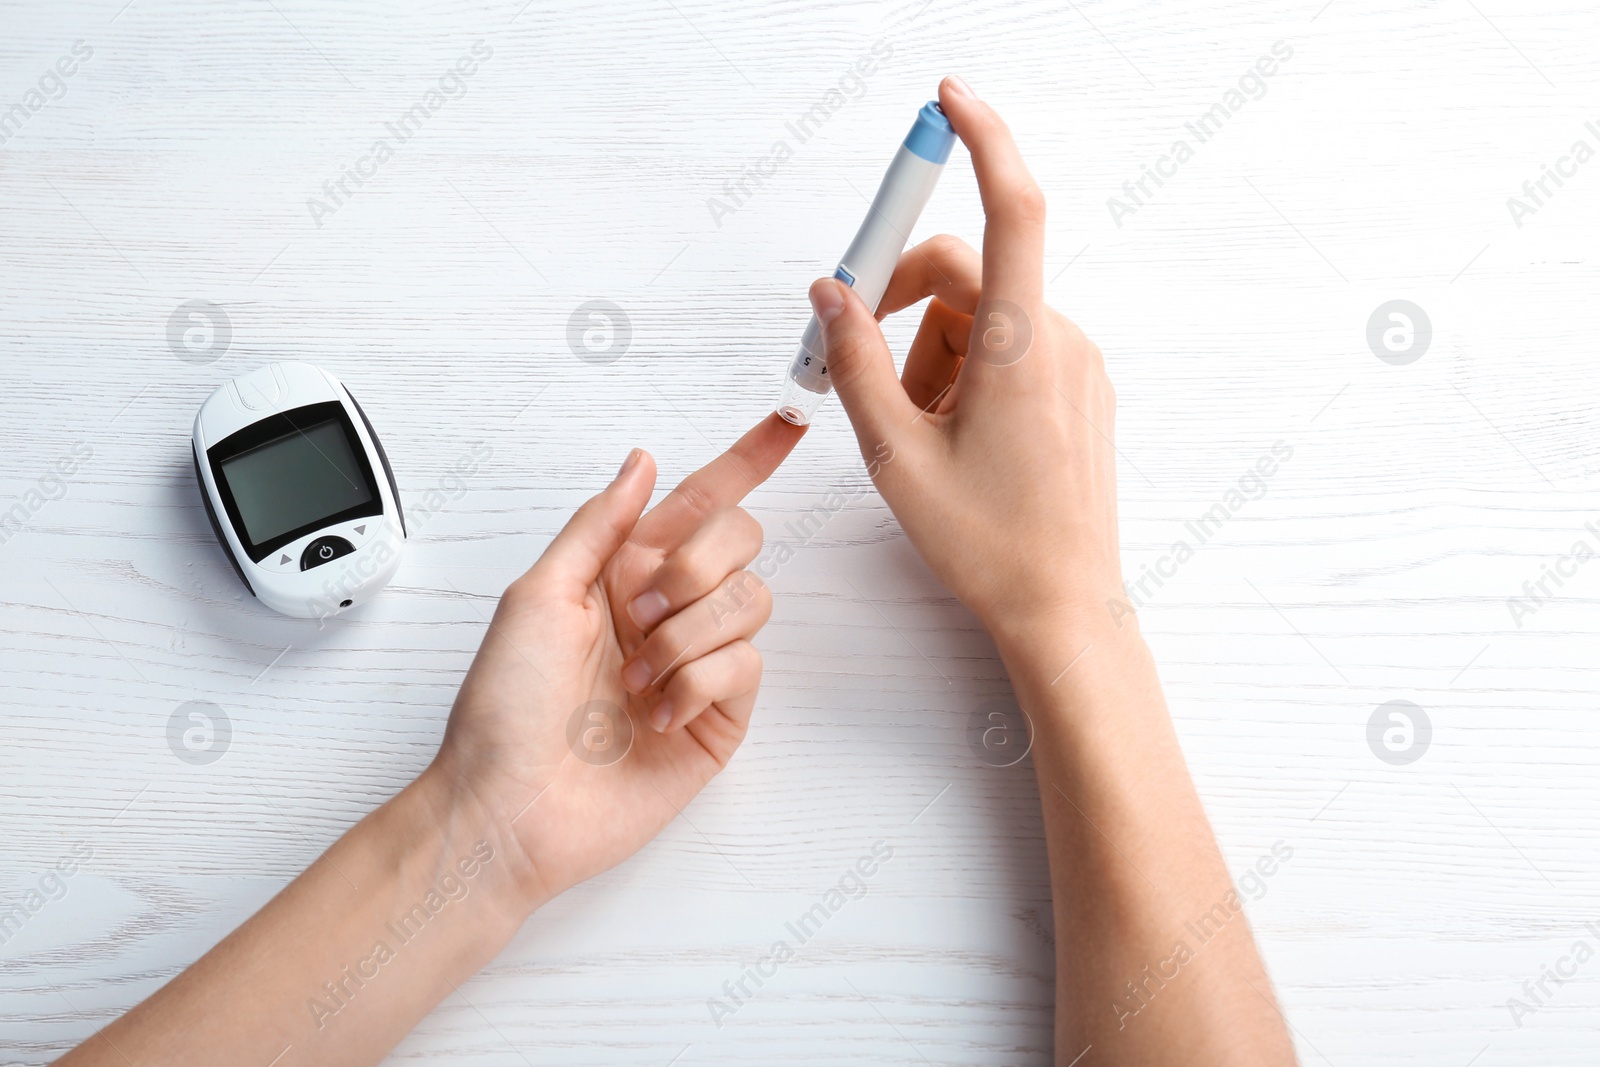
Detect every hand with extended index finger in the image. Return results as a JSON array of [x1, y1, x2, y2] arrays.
[[810, 75, 1120, 644], [430, 413, 804, 911]]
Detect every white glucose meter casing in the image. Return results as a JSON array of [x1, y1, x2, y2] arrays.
[[192, 362, 405, 619]]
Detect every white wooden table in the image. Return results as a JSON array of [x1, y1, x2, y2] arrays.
[[3, 1, 1598, 1063]]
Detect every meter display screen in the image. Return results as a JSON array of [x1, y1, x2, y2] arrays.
[[208, 401, 383, 560], [220, 420, 373, 545]]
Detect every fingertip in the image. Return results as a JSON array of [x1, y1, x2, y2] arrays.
[[627, 588, 671, 630], [809, 276, 847, 324], [941, 74, 977, 101], [938, 75, 1007, 151], [614, 447, 655, 486], [726, 411, 807, 486], [609, 448, 657, 515], [813, 276, 879, 335], [805, 280, 917, 441], [756, 410, 808, 450], [938, 77, 983, 133], [535, 448, 656, 589], [649, 700, 673, 733], [622, 656, 652, 695]]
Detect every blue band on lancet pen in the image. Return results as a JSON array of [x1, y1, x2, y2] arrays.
[[903, 101, 955, 164]]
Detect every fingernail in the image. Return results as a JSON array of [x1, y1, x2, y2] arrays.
[[945, 74, 976, 99], [616, 448, 640, 479], [622, 657, 653, 693], [649, 701, 673, 733], [627, 589, 671, 629], [810, 279, 845, 324]]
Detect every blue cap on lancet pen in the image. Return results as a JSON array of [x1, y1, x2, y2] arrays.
[[903, 101, 955, 163]]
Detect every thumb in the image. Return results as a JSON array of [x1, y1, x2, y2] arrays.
[[810, 278, 918, 449], [532, 448, 656, 594]]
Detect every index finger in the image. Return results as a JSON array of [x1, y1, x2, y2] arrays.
[[937, 76, 1046, 308], [876, 235, 983, 320], [631, 412, 806, 550]]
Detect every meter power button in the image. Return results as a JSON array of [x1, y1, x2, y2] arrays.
[[300, 536, 355, 571]]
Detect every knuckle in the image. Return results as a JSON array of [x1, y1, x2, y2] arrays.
[[1058, 315, 1089, 350], [724, 567, 766, 596], [725, 506, 764, 550], [580, 498, 632, 547], [1083, 339, 1105, 372], [723, 569, 769, 609], [574, 494, 610, 527], [927, 295, 967, 325], [1009, 181, 1047, 226], [673, 480, 718, 525], [672, 539, 719, 588], [707, 570, 769, 631], [832, 339, 893, 394], [652, 604, 697, 650], [500, 573, 543, 613], [675, 654, 719, 701], [497, 585, 529, 618], [924, 233, 973, 265], [823, 334, 872, 381]]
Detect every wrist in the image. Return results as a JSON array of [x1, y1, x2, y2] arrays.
[[985, 598, 1139, 667], [406, 763, 552, 929], [988, 608, 1160, 729]]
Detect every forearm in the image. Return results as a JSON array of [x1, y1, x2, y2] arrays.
[[54, 421, 797, 1067], [60, 768, 536, 1067], [994, 616, 1295, 1066]]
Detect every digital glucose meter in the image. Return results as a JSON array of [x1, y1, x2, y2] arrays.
[[192, 362, 405, 618]]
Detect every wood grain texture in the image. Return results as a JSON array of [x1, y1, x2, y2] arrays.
[[2, 0, 1599, 1063]]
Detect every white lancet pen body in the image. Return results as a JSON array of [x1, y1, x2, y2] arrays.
[[776, 101, 957, 425]]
